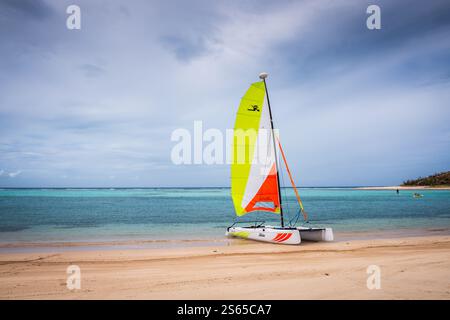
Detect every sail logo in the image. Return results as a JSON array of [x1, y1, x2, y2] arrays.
[[171, 120, 278, 167], [247, 105, 260, 112]]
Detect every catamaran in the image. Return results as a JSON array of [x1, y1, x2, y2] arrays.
[[226, 72, 333, 245]]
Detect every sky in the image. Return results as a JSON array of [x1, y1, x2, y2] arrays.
[[0, 0, 449, 187]]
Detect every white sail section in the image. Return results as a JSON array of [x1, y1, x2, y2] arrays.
[[240, 95, 280, 213]]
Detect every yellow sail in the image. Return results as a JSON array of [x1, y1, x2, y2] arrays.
[[231, 81, 280, 216]]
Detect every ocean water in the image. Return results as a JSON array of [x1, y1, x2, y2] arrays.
[[0, 188, 449, 243]]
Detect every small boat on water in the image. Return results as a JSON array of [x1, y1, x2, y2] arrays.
[[226, 73, 333, 245]]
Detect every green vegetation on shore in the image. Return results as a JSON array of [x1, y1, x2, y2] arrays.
[[402, 171, 450, 187]]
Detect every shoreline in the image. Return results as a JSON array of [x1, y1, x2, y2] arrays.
[[0, 234, 449, 299], [1, 227, 449, 253], [355, 186, 450, 190]]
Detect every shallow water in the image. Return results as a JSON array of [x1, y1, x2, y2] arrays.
[[0, 188, 449, 243]]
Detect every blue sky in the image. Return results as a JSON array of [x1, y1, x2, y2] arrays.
[[0, 0, 449, 187]]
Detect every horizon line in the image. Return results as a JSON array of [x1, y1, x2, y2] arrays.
[[0, 185, 394, 189]]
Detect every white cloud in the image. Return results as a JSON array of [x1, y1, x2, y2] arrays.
[[0, 0, 449, 187], [8, 170, 22, 178]]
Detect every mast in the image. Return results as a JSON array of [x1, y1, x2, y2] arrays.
[[259, 72, 285, 228]]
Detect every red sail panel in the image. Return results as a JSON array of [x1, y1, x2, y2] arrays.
[[244, 164, 280, 213]]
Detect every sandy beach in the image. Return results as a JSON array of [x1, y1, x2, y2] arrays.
[[1, 234, 449, 300]]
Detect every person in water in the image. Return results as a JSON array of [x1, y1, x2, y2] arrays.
[[396, 189, 399, 194]]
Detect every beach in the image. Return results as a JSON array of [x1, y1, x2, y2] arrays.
[[356, 186, 450, 190], [1, 188, 449, 299], [1, 234, 449, 300]]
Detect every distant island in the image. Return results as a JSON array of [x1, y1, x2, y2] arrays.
[[356, 171, 450, 190], [402, 171, 450, 187]]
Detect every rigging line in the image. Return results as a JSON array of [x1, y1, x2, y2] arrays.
[[279, 141, 296, 226], [276, 137, 309, 222], [266, 128, 283, 224], [277, 149, 285, 214], [277, 144, 291, 224], [280, 154, 299, 227], [282, 171, 292, 225]]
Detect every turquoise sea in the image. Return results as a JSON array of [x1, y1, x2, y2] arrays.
[[0, 188, 449, 243]]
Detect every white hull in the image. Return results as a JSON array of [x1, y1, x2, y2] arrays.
[[297, 227, 334, 242], [226, 226, 301, 245]]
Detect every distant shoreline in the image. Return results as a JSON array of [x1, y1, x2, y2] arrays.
[[1, 186, 450, 190], [355, 186, 450, 190]]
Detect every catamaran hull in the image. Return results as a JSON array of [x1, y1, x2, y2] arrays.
[[226, 226, 301, 245], [297, 227, 334, 242]]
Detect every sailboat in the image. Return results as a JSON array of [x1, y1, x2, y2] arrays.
[[226, 72, 333, 245]]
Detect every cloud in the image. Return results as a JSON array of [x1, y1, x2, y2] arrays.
[[0, 169, 22, 178], [79, 64, 106, 78], [159, 35, 212, 62], [0, 0, 449, 187], [8, 170, 22, 178], [0, 0, 53, 21]]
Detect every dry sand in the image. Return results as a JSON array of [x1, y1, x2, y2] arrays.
[[0, 235, 449, 300]]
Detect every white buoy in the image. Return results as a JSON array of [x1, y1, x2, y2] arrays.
[[259, 72, 268, 79]]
